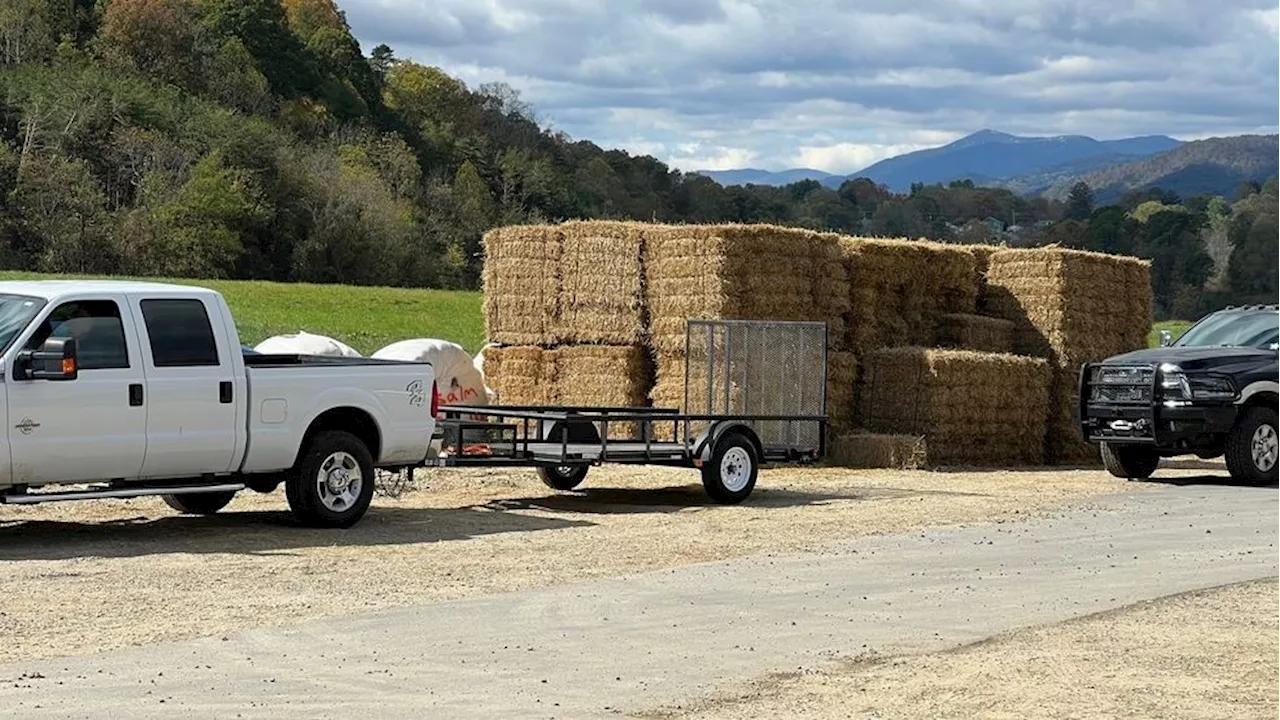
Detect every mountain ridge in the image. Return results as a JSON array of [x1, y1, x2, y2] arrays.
[[693, 130, 1185, 189]]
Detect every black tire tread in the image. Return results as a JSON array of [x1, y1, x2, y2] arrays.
[[1100, 442, 1159, 479], [537, 465, 589, 491], [286, 430, 375, 528], [1225, 405, 1278, 486], [162, 490, 237, 515], [701, 432, 759, 504]]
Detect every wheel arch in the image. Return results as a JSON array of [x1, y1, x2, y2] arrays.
[[1238, 381, 1278, 410], [294, 406, 382, 468], [696, 422, 764, 463]]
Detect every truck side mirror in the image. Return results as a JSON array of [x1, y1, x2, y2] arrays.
[[14, 337, 79, 381], [1159, 330, 1173, 347]]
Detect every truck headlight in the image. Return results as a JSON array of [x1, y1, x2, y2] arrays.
[[1187, 375, 1236, 400], [1159, 364, 1190, 401]]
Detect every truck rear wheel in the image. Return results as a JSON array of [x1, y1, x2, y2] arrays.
[[162, 490, 237, 515], [701, 432, 758, 504], [1100, 442, 1159, 480], [537, 465, 589, 491], [1225, 406, 1278, 486], [286, 430, 375, 528]]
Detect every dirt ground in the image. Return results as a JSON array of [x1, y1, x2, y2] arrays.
[[642, 578, 1279, 720], [0, 461, 1166, 665]]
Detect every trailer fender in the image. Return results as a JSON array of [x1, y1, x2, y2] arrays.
[[695, 422, 763, 465]]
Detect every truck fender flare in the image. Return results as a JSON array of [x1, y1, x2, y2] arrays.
[[1237, 381, 1278, 406]]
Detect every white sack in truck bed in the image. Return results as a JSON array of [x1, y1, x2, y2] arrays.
[[254, 331, 362, 357], [373, 339, 489, 406]]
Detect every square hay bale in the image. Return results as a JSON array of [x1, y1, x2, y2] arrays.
[[556, 220, 646, 345], [644, 224, 849, 354], [983, 247, 1152, 464], [482, 346, 552, 406], [482, 225, 563, 346], [828, 432, 928, 470], [839, 238, 980, 353], [936, 313, 1015, 354], [984, 247, 1153, 365], [826, 351, 858, 433], [858, 348, 1051, 467], [483, 345, 652, 439]]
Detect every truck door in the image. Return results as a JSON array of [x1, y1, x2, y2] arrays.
[[6, 297, 148, 484], [129, 296, 240, 478]]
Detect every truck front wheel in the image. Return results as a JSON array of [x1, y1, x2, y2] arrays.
[[286, 430, 376, 528], [1100, 442, 1159, 480], [1225, 406, 1278, 486], [162, 490, 237, 515]]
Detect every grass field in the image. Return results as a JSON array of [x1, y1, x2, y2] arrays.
[[1149, 319, 1195, 347], [0, 272, 485, 355]]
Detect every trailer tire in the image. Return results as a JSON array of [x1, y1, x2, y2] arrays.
[[1225, 405, 1278, 486], [162, 490, 237, 515], [1100, 442, 1159, 480], [537, 465, 589, 491], [702, 432, 758, 504], [286, 430, 375, 528]]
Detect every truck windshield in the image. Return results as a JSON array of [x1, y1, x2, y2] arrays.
[[1175, 310, 1279, 349], [0, 294, 47, 355]]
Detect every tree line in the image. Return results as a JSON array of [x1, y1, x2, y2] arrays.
[[1047, 179, 1278, 319], [0, 0, 1274, 320]]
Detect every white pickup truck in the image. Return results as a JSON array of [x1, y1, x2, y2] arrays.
[[0, 280, 438, 528]]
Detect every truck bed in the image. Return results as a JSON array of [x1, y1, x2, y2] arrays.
[[244, 354, 430, 368]]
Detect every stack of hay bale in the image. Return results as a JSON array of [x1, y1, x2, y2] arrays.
[[982, 247, 1153, 463], [482, 221, 652, 438], [480, 219, 1151, 471]]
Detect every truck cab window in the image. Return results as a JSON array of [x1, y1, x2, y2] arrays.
[[25, 300, 129, 370], [139, 299, 221, 367]]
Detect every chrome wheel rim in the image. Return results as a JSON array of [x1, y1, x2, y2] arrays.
[[317, 451, 363, 512], [1251, 424, 1277, 473], [720, 447, 752, 492]]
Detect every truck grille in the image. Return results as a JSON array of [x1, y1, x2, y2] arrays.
[[1088, 365, 1155, 406]]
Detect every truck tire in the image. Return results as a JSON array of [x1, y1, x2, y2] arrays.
[[1100, 442, 1159, 480], [701, 432, 758, 504], [162, 490, 237, 515], [286, 430, 376, 528], [537, 465, 589, 491], [1225, 405, 1278, 486]]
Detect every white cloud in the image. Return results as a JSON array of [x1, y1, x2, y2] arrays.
[[790, 143, 938, 174], [346, 0, 1280, 172]]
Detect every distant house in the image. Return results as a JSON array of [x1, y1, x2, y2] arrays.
[[982, 217, 1004, 234]]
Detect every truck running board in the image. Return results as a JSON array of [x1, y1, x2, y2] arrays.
[[1, 482, 246, 505]]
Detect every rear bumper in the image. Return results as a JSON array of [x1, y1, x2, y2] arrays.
[[1077, 362, 1237, 448]]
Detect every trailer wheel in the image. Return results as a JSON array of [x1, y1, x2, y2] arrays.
[[702, 432, 758, 504], [162, 490, 237, 515], [286, 430, 375, 528], [1100, 442, 1159, 480], [1225, 405, 1278, 486], [537, 465, 589, 491]]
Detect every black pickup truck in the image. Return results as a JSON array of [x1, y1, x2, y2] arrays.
[[1078, 304, 1278, 485]]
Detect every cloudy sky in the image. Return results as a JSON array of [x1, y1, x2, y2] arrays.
[[345, 0, 1280, 174]]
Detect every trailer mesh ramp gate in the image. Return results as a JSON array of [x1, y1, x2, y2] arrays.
[[683, 319, 827, 452]]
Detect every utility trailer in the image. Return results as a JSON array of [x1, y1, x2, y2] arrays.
[[427, 320, 829, 503]]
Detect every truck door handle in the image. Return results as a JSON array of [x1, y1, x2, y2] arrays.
[[129, 383, 144, 407], [219, 381, 233, 404]]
